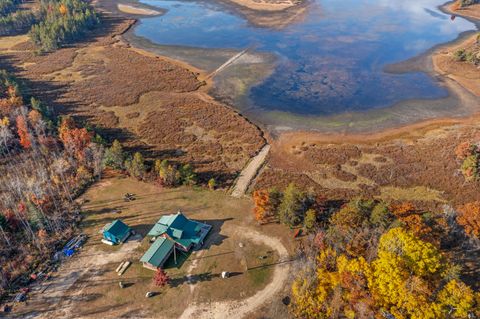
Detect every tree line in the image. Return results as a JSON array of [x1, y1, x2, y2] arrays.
[[0, 69, 106, 297], [0, 0, 35, 36], [287, 199, 480, 318], [102, 139, 216, 190], [29, 0, 99, 52]]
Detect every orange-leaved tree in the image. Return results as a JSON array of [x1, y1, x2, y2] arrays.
[[457, 202, 480, 238], [16, 115, 31, 149], [252, 189, 270, 223]]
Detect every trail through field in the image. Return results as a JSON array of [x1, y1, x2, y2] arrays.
[[231, 144, 270, 198], [179, 227, 290, 319]]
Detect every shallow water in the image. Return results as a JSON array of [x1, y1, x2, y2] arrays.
[[133, 0, 477, 124]]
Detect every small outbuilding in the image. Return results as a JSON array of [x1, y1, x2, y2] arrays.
[[102, 219, 132, 245], [140, 237, 175, 270]]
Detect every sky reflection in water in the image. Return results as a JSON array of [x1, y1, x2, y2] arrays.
[[135, 0, 476, 115]]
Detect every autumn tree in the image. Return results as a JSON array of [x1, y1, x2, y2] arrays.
[[303, 209, 317, 232], [16, 114, 31, 149], [207, 178, 216, 190], [252, 189, 270, 223], [291, 227, 479, 319], [457, 202, 480, 238], [155, 159, 179, 187], [153, 268, 169, 287]]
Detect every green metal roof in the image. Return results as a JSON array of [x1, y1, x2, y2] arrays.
[[140, 237, 174, 267], [146, 213, 211, 248], [104, 219, 131, 238]]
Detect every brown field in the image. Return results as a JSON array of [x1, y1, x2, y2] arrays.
[[254, 121, 480, 211], [0, 15, 265, 186], [12, 174, 296, 318]]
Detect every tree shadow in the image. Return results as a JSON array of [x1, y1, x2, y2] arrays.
[[169, 271, 220, 288]]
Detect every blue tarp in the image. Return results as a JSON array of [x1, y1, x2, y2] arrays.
[[63, 249, 74, 257]]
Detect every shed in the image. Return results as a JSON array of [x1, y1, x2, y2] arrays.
[[140, 237, 175, 270], [103, 219, 132, 244]]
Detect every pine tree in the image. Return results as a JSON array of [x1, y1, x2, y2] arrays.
[[103, 139, 125, 169], [278, 183, 305, 227], [125, 152, 146, 180]]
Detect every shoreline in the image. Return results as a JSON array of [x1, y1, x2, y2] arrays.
[[107, 0, 479, 143], [117, 3, 162, 16]]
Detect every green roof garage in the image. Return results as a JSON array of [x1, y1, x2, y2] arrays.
[[140, 237, 174, 270], [102, 219, 132, 245]]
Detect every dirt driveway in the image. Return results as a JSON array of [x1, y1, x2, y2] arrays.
[[179, 226, 290, 319]]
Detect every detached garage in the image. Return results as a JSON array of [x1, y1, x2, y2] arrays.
[[102, 219, 132, 245], [140, 237, 175, 270]]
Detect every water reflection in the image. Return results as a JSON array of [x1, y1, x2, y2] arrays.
[[135, 0, 477, 117]]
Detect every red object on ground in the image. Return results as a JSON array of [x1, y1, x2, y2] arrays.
[[293, 229, 302, 238], [30, 274, 37, 280]]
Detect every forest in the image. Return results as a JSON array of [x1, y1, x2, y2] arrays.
[[0, 70, 105, 297], [29, 0, 99, 51], [252, 184, 480, 318], [0, 0, 35, 36]]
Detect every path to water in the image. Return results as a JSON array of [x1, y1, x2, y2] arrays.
[[231, 144, 270, 198]]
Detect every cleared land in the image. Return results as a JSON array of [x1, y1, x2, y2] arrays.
[[12, 174, 295, 318]]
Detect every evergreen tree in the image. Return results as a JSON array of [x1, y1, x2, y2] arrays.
[[179, 164, 196, 186], [125, 152, 146, 180], [278, 183, 305, 227], [103, 139, 125, 169]]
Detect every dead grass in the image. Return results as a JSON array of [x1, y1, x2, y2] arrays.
[[256, 123, 480, 210]]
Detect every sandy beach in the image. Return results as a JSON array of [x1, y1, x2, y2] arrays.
[[117, 3, 161, 15]]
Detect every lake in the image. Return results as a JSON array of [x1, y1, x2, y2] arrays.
[[130, 0, 478, 131]]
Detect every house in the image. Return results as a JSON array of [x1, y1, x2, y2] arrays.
[[140, 237, 175, 270], [147, 212, 212, 252], [102, 219, 132, 244]]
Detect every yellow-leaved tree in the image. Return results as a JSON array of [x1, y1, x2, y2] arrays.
[[291, 227, 479, 319]]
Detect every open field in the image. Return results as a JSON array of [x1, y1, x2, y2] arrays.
[[11, 174, 296, 318], [254, 120, 480, 211]]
